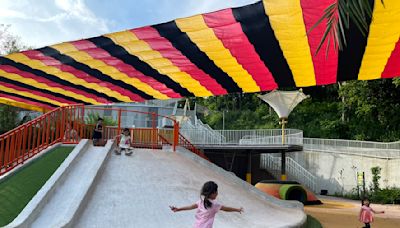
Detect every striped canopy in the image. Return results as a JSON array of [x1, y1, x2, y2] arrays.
[[1, 0, 399, 112]]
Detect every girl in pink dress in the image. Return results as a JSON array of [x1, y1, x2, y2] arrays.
[[359, 198, 384, 228], [170, 181, 243, 228]]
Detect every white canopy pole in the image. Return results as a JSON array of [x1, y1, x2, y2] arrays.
[[258, 90, 308, 181]]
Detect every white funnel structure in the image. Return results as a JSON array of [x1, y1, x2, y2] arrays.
[[258, 90, 308, 119], [258, 90, 308, 181]]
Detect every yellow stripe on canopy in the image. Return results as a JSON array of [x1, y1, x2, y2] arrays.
[[0, 84, 66, 107], [105, 31, 213, 97], [0, 69, 100, 105], [50, 43, 169, 100], [262, 0, 316, 87], [175, 15, 261, 93], [5, 53, 134, 103], [0, 97, 48, 112], [358, 0, 400, 80]]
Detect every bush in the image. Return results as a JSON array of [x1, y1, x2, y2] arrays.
[[369, 187, 400, 204]]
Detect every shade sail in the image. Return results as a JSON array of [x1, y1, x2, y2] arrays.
[[1, 0, 399, 112]]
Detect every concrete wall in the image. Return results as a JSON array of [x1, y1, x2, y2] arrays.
[[289, 150, 400, 195]]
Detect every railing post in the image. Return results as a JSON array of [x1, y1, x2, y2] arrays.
[[117, 108, 122, 137], [60, 107, 66, 142], [81, 105, 85, 139], [173, 121, 179, 152]]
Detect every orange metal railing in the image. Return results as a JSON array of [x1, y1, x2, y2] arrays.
[[0, 104, 207, 176], [0, 107, 64, 175], [179, 133, 208, 160]]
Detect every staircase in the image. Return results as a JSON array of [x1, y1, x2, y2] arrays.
[[260, 154, 317, 192]]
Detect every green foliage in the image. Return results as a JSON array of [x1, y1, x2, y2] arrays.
[[196, 94, 279, 130], [312, 0, 382, 55], [0, 105, 18, 135], [370, 166, 382, 192], [369, 187, 400, 204], [1, 24, 27, 55], [334, 168, 399, 205], [304, 215, 323, 228], [85, 112, 117, 126], [339, 79, 400, 141]]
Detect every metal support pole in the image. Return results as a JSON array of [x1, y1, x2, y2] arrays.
[[280, 118, 287, 145], [281, 150, 286, 181], [222, 110, 225, 130], [362, 172, 366, 199], [246, 152, 252, 184]]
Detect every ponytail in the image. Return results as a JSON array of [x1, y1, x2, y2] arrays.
[[204, 196, 212, 209], [200, 181, 218, 209]]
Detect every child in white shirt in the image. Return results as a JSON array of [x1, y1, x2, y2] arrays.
[[115, 128, 133, 156]]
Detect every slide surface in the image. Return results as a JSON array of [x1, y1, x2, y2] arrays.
[[75, 148, 306, 228]]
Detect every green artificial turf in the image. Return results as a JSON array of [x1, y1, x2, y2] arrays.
[[304, 215, 323, 228], [0, 146, 74, 226]]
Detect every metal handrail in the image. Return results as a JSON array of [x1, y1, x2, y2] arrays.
[[303, 138, 400, 159], [304, 137, 400, 150], [260, 154, 317, 192], [180, 129, 303, 145]]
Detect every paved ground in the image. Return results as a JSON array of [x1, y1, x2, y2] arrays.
[[75, 149, 305, 228], [305, 195, 400, 228]]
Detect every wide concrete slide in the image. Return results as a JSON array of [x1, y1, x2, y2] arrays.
[[74, 147, 306, 228]]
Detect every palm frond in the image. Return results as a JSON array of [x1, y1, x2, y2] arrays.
[[310, 0, 381, 56]]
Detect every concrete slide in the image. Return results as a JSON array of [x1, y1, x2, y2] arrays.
[[73, 147, 306, 228]]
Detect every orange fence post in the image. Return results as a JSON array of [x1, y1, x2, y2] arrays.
[[173, 121, 179, 152], [16, 129, 23, 163], [22, 126, 28, 162], [117, 108, 122, 138], [0, 138, 4, 170], [152, 112, 156, 149], [60, 108, 66, 142], [81, 105, 85, 139]]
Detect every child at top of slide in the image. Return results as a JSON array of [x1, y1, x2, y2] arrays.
[[115, 128, 133, 156]]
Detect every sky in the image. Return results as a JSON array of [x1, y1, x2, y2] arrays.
[[1, 0, 258, 49]]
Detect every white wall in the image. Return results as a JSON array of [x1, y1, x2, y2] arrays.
[[289, 150, 400, 195]]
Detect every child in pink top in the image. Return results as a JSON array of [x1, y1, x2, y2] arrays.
[[170, 181, 243, 228], [359, 198, 384, 228]]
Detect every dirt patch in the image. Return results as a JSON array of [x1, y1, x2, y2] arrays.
[[305, 197, 400, 228], [305, 210, 400, 228]]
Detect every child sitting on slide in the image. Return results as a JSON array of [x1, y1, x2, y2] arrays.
[[114, 128, 133, 156]]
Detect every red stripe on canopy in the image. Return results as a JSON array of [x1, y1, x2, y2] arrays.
[[0, 65, 109, 103], [132, 27, 227, 95], [382, 37, 400, 78], [0, 81, 73, 105], [22, 50, 145, 102], [203, 9, 278, 91], [300, 0, 338, 85], [0, 92, 54, 110], [70, 40, 181, 98]]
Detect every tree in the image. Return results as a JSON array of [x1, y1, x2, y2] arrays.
[[339, 79, 400, 141], [313, 0, 382, 54], [0, 24, 27, 55]]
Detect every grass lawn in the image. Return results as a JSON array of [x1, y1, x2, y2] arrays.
[[0, 146, 74, 226], [304, 215, 323, 228]]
